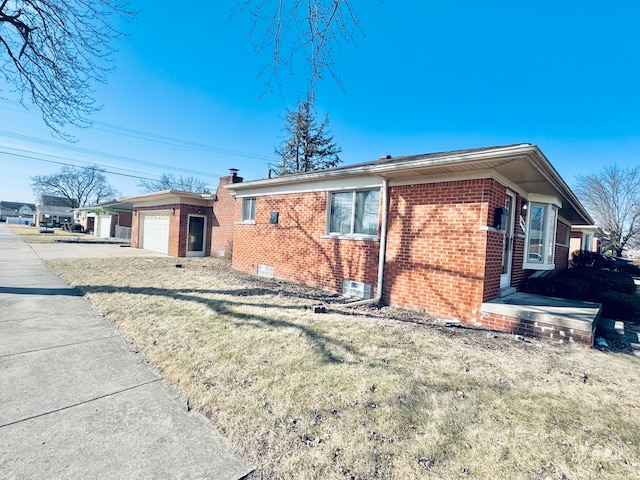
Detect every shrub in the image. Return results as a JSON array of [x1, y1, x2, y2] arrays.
[[524, 276, 590, 300], [560, 268, 636, 295], [570, 251, 614, 270], [522, 265, 640, 322], [596, 291, 640, 322]]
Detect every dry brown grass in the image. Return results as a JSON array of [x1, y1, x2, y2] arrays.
[[48, 257, 640, 480], [9, 225, 88, 243]]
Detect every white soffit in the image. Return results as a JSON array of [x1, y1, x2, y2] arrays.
[[233, 175, 384, 198]]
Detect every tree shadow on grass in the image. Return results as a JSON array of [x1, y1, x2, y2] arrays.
[[74, 284, 359, 365]]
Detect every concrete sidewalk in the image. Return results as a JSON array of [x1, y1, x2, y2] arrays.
[[0, 225, 252, 479]]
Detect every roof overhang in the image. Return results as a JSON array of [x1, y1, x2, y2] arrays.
[[571, 225, 604, 236], [75, 202, 133, 213], [228, 144, 593, 225], [119, 190, 215, 208]]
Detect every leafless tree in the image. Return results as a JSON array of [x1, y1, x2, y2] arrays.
[[574, 164, 640, 256], [31, 165, 118, 207], [0, 1, 135, 140], [235, 0, 363, 96], [139, 173, 211, 194]]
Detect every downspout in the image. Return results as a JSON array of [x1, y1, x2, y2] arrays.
[[344, 178, 389, 307]]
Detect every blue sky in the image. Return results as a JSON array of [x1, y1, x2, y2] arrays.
[[1, 1, 639, 203]]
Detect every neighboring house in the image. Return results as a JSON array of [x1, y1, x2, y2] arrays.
[[35, 195, 74, 226], [570, 225, 602, 256], [120, 170, 242, 257], [74, 201, 133, 239], [227, 144, 596, 342], [0, 201, 35, 224]]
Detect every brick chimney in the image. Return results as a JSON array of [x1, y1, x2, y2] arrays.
[[228, 168, 243, 184]]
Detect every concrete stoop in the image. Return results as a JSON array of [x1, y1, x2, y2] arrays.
[[481, 293, 601, 346]]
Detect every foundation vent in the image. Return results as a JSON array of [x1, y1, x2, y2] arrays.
[[257, 264, 274, 278], [342, 280, 371, 299]]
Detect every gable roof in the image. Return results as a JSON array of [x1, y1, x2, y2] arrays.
[[228, 143, 593, 225], [0, 201, 36, 211]]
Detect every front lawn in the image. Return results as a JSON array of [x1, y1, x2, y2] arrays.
[[48, 257, 640, 480]]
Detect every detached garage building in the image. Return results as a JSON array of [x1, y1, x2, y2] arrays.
[[122, 190, 213, 256], [121, 170, 242, 257]]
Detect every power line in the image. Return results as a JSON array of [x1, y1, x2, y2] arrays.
[[0, 145, 165, 181], [0, 98, 274, 161], [91, 121, 274, 161], [0, 129, 224, 178], [0, 148, 167, 183]]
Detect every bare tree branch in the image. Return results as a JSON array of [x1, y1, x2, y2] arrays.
[[574, 164, 640, 256], [234, 0, 364, 97], [31, 164, 119, 207], [0, 1, 135, 140], [139, 173, 210, 194]]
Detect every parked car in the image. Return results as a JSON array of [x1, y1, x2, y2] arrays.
[[604, 255, 640, 276]]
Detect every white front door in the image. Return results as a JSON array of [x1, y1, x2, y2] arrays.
[[500, 191, 516, 290]]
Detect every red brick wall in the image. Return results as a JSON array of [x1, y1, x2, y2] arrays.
[[131, 204, 213, 257], [569, 231, 583, 256], [382, 179, 495, 322], [231, 178, 578, 327], [117, 211, 133, 228], [212, 174, 242, 257], [480, 312, 593, 345], [131, 205, 179, 256], [482, 180, 508, 301], [232, 192, 380, 294], [131, 210, 140, 248], [176, 205, 214, 257]]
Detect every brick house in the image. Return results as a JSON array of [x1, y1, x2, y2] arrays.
[[227, 144, 597, 342], [121, 170, 242, 257]]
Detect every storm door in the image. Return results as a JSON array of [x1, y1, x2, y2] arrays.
[[187, 215, 206, 257], [500, 191, 516, 290]]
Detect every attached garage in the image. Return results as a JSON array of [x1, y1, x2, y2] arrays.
[[121, 189, 220, 257], [141, 212, 170, 254]]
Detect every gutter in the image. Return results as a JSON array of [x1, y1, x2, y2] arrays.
[[343, 178, 389, 307], [227, 144, 534, 191]]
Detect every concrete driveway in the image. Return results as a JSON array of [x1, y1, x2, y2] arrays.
[[27, 240, 167, 259], [0, 224, 252, 479]]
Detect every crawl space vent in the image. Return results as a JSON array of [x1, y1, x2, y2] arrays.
[[342, 280, 371, 299], [257, 264, 274, 278]]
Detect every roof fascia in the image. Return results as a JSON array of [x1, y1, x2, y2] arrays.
[[227, 144, 537, 191], [526, 147, 593, 224]]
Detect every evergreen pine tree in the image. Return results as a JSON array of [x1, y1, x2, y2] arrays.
[[272, 98, 342, 176]]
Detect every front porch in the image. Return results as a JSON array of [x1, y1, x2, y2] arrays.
[[480, 292, 602, 346]]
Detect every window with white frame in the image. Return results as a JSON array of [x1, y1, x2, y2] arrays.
[[524, 201, 558, 269], [241, 197, 256, 222], [329, 189, 380, 236]]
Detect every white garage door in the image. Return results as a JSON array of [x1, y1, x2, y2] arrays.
[[141, 213, 170, 254], [99, 216, 111, 238]]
